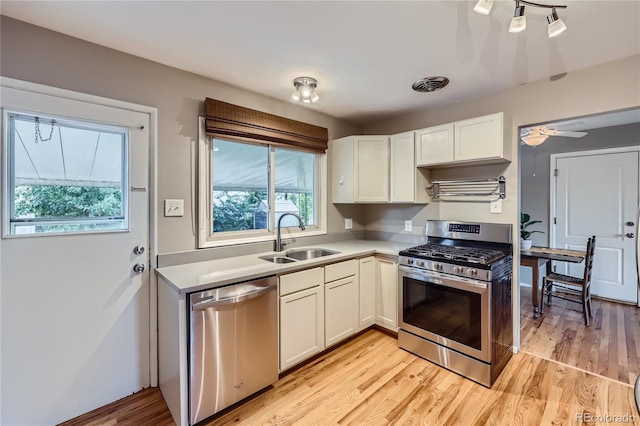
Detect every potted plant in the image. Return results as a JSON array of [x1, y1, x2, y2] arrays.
[[520, 213, 543, 250]]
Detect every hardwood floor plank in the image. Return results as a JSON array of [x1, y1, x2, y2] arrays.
[[59, 387, 174, 426], [63, 315, 640, 426], [520, 286, 640, 387]]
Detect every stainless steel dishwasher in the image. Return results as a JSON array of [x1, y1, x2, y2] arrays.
[[189, 275, 278, 424]]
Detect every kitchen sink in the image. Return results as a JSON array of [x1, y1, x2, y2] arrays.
[[284, 248, 340, 261], [259, 248, 340, 263], [258, 255, 298, 263]]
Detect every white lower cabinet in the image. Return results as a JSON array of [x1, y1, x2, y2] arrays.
[[376, 256, 398, 331], [324, 260, 358, 347], [279, 267, 324, 371], [358, 256, 376, 330], [278, 255, 398, 371]]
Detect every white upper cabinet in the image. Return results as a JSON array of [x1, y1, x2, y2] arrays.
[[416, 112, 507, 167], [415, 124, 454, 166], [331, 134, 428, 204], [390, 131, 429, 203], [332, 135, 389, 203], [354, 136, 389, 202], [454, 112, 504, 162]]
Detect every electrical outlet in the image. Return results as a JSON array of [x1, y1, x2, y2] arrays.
[[404, 220, 412, 232], [490, 199, 502, 214], [344, 218, 353, 230], [164, 199, 184, 217]]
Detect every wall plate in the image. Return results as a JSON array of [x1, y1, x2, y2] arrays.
[[165, 199, 184, 217]]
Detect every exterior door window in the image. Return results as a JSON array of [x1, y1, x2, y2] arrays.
[[6, 112, 128, 235]]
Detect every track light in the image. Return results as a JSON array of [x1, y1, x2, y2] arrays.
[[473, 0, 494, 15], [547, 8, 567, 38], [509, 2, 526, 33], [474, 0, 568, 38]]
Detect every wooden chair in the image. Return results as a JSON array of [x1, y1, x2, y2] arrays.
[[539, 236, 596, 326]]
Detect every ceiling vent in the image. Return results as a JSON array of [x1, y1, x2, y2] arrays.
[[412, 76, 450, 93]]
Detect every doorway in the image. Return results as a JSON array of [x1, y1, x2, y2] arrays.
[[552, 147, 639, 304], [0, 81, 155, 425], [518, 108, 640, 386]]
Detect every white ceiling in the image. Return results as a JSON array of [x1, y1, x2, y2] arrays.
[[1, 1, 639, 126]]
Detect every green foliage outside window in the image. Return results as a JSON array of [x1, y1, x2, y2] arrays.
[[14, 185, 123, 233], [15, 185, 122, 218], [213, 191, 313, 233]]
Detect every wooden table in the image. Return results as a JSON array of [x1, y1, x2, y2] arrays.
[[520, 247, 586, 319]]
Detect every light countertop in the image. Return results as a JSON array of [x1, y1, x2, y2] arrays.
[[155, 239, 412, 294]]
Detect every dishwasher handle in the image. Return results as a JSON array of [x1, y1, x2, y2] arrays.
[[192, 283, 276, 311]]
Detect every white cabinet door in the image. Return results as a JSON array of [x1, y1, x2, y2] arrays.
[[325, 276, 358, 347], [454, 112, 503, 162], [376, 257, 398, 330], [279, 286, 324, 371], [354, 136, 389, 202], [330, 136, 355, 203], [390, 131, 415, 203], [358, 256, 376, 330], [415, 123, 454, 166]]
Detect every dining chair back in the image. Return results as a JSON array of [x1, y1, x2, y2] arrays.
[[539, 235, 596, 326]]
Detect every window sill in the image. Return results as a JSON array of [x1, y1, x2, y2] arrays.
[[199, 228, 327, 249]]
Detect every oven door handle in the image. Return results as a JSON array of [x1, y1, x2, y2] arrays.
[[399, 267, 488, 293]]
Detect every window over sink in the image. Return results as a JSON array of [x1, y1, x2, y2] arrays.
[[198, 118, 326, 247]]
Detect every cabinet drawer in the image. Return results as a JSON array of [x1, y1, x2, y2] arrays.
[[279, 267, 324, 296], [325, 259, 357, 283]]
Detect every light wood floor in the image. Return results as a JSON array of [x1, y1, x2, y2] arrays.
[[520, 286, 640, 386], [62, 328, 640, 426]]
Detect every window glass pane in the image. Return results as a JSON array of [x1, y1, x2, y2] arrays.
[[212, 139, 268, 232], [274, 148, 315, 227], [9, 113, 127, 235]]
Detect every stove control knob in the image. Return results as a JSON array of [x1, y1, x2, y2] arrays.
[[454, 266, 463, 274], [468, 269, 478, 277], [417, 260, 425, 267], [435, 263, 443, 271], [407, 258, 414, 265]]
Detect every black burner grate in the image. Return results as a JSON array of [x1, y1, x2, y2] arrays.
[[403, 243, 506, 265]]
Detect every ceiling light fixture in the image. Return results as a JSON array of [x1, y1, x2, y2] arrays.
[[474, 0, 568, 38], [509, 1, 527, 33], [521, 133, 549, 146], [291, 77, 319, 104], [547, 8, 568, 38], [473, 0, 494, 15]]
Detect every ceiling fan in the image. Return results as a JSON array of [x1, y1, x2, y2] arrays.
[[520, 125, 588, 146]]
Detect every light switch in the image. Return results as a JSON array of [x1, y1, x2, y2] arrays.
[[345, 218, 353, 230], [165, 199, 184, 217]]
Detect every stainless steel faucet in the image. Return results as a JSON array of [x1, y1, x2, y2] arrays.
[[276, 212, 305, 251]]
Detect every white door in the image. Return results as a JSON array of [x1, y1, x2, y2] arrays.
[[553, 148, 639, 304], [1, 85, 150, 425]]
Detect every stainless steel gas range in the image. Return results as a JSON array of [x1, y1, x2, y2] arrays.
[[398, 220, 513, 387]]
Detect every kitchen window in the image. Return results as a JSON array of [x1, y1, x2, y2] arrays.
[[198, 110, 327, 247], [4, 111, 128, 236]]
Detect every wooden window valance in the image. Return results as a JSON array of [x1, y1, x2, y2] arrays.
[[204, 98, 328, 153]]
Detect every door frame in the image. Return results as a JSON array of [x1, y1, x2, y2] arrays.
[[0, 77, 160, 385], [549, 145, 640, 307]]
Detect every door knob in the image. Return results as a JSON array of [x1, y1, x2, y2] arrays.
[[133, 245, 145, 255], [626, 233, 635, 238], [133, 263, 146, 274], [626, 222, 635, 226]]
